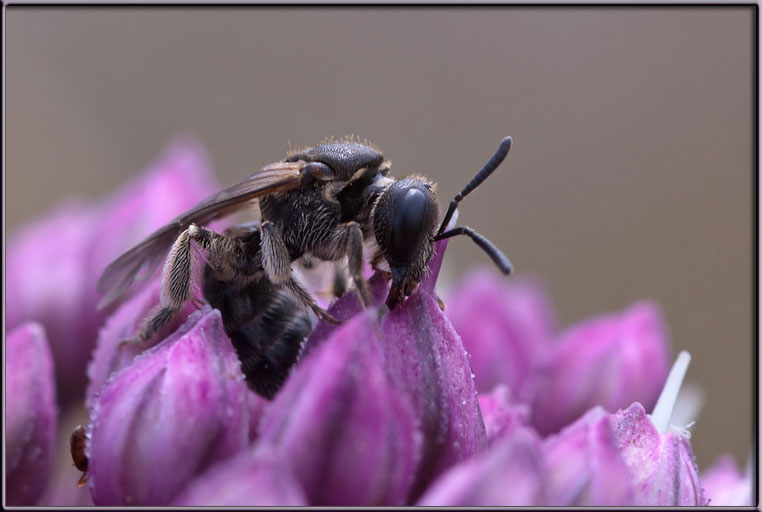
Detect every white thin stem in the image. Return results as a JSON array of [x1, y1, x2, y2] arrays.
[[651, 351, 691, 433]]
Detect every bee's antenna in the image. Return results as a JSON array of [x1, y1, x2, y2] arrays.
[[437, 136, 512, 235], [433, 226, 512, 275]]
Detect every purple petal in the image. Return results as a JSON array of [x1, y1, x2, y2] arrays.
[[543, 407, 634, 505], [87, 307, 248, 505], [530, 301, 671, 435], [259, 311, 421, 506], [380, 240, 488, 499], [86, 280, 196, 408], [478, 384, 531, 445], [612, 402, 706, 506], [171, 446, 307, 506], [447, 269, 556, 398], [417, 427, 546, 506], [299, 233, 486, 500], [6, 323, 57, 505], [302, 271, 389, 356], [7, 139, 218, 404], [701, 454, 753, 506]]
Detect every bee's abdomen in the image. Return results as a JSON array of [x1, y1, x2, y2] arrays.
[[202, 268, 312, 399]]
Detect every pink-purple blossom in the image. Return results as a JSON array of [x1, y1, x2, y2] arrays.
[[5, 138, 745, 507]]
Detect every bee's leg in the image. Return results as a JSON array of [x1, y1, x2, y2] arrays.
[[128, 224, 243, 344], [344, 222, 371, 307], [332, 261, 348, 298], [260, 221, 340, 325], [318, 222, 371, 307]]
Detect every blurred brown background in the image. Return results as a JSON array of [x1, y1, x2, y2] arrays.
[[5, 7, 754, 470]]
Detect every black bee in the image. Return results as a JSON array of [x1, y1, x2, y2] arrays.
[[98, 136, 513, 398]]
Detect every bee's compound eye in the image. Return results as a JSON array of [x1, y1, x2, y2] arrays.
[[389, 188, 428, 265]]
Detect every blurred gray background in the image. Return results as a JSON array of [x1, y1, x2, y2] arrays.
[[6, 7, 753, 469]]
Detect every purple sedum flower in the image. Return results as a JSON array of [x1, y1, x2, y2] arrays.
[[417, 426, 547, 506], [530, 301, 670, 436], [259, 310, 421, 506], [543, 407, 634, 505], [701, 454, 753, 506], [86, 307, 248, 505], [6, 323, 57, 505], [447, 269, 556, 399], [171, 446, 307, 506], [7, 138, 219, 403]]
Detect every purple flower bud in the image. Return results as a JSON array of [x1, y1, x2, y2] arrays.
[[530, 301, 670, 435], [302, 236, 488, 500], [259, 311, 421, 506], [606, 351, 707, 506], [447, 269, 556, 398], [417, 427, 547, 506], [612, 402, 706, 505], [7, 206, 98, 403], [701, 454, 753, 506], [86, 307, 249, 505], [7, 139, 218, 403], [379, 239, 488, 498], [543, 407, 634, 505], [478, 384, 530, 445], [171, 447, 307, 506], [6, 323, 57, 505], [86, 280, 195, 408]]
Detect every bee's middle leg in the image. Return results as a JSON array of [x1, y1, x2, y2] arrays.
[[260, 221, 340, 325], [129, 224, 242, 343]]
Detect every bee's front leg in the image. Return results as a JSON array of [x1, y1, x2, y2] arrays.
[[260, 221, 340, 325]]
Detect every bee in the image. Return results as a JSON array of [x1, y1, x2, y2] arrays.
[[98, 136, 513, 398]]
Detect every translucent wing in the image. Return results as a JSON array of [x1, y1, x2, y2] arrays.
[[97, 161, 310, 309]]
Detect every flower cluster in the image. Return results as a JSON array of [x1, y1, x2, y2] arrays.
[[5, 139, 753, 507]]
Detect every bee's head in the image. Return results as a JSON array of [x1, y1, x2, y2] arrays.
[[370, 137, 515, 310], [371, 176, 440, 309]]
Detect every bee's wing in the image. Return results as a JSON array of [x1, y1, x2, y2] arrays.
[[96, 161, 310, 309]]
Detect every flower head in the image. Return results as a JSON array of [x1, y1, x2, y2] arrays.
[[6, 323, 57, 505], [5, 136, 740, 507]]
